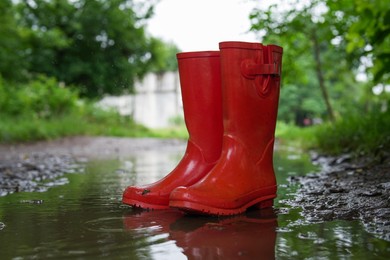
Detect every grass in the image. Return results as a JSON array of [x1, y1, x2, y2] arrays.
[[2, 76, 388, 158], [0, 115, 85, 142], [275, 121, 318, 150], [2, 99, 389, 161], [314, 111, 390, 156], [276, 110, 390, 158], [0, 106, 189, 144]]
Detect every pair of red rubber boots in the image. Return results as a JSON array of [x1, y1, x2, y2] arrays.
[[123, 41, 283, 216]]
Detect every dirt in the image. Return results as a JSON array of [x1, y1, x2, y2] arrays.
[[0, 136, 185, 160], [0, 136, 389, 240], [285, 151, 390, 241]]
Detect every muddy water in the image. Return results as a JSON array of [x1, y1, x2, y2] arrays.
[[0, 147, 389, 259]]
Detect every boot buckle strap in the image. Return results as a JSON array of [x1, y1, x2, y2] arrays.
[[241, 60, 281, 79]]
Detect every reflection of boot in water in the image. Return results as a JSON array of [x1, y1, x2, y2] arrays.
[[123, 208, 184, 235], [169, 208, 277, 260]]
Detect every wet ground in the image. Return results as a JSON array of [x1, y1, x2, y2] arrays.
[[286, 151, 390, 242], [0, 137, 389, 259], [0, 137, 184, 196]]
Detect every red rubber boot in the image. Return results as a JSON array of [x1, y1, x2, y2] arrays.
[[122, 51, 223, 209], [170, 41, 283, 216]]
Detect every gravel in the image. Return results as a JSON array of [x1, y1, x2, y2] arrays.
[[285, 152, 390, 241], [0, 153, 84, 196]]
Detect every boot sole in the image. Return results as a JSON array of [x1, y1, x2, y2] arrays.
[[170, 195, 276, 216], [122, 197, 170, 210]]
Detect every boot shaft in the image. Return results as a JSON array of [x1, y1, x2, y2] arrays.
[[219, 42, 283, 157], [176, 51, 223, 163]]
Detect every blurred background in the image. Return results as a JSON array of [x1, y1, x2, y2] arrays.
[[0, 0, 389, 156]]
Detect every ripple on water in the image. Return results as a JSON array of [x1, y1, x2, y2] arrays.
[[85, 217, 127, 233]]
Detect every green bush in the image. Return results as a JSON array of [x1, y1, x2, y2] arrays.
[[0, 75, 79, 118], [0, 104, 155, 143], [0, 114, 85, 142], [275, 121, 317, 149], [0, 76, 156, 143], [314, 111, 390, 156]]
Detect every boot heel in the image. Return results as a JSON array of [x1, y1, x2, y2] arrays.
[[254, 199, 274, 209]]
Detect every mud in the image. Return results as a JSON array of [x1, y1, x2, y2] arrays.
[[285, 152, 390, 241]]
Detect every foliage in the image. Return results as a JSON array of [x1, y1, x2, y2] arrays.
[[0, 0, 28, 81], [0, 104, 153, 144], [0, 109, 187, 143], [0, 75, 188, 143], [0, 0, 179, 98], [341, 0, 390, 84], [0, 75, 79, 118], [16, 0, 153, 97], [314, 111, 390, 156], [149, 38, 181, 73], [275, 110, 390, 159], [275, 121, 318, 149], [249, 0, 388, 124]]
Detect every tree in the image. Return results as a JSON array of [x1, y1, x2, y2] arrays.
[[0, 0, 27, 81], [148, 38, 181, 73], [340, 0, 390, 84], [15, 0, 177, 98], [326, 0, 389, 111], [249, 0, 366, 123]]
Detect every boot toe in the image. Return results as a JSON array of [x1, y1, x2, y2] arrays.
[[122, 185, 170, 209]]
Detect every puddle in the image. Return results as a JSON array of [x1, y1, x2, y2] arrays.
[[0, 146, 389, 259]]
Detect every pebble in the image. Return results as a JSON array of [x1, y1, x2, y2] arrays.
[[285, 153, 390, 242], [20, 199, 44, 204], [0, 153, 85, 196]]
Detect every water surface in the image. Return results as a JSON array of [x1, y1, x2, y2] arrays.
[[0, 146, 389, 259]]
